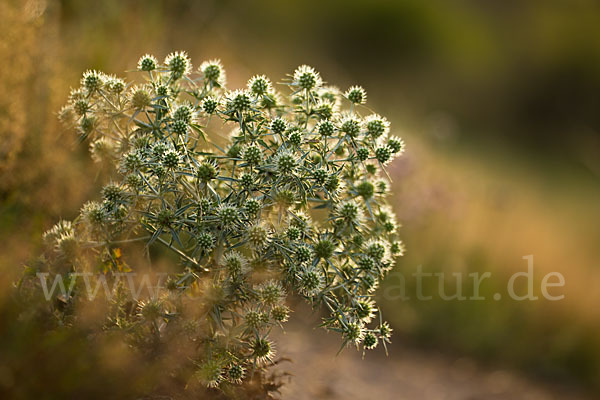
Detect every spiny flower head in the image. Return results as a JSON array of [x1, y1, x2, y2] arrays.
[[345, 85, 367, 105], [138, 54, 158, 71], [250, 338, 275, 364], [293, 65, 322, 90], [275, 150, 298, 175], [223, 251, 248, 277], [129, 86, 152, 110], [81, 70, 104, 93], [200, 59, 226, 87], [248, 75, 273, 96], [388, 136, 405, 154], [339, 114, 362, 137], [364, 114, 390, 138], [227, 89, 252, 112], [165, 51, 191, 79]]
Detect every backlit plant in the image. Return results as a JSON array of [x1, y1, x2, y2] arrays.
[[41, 51, 405, 391]]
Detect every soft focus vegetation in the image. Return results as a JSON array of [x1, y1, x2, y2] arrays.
[[1, 0, 599, 398]]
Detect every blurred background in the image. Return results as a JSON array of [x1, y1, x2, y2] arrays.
[[1, 0, 599, 398]]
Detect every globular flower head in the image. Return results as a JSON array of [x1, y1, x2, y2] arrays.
[[364, 114, 390, 138], [245, 310, 268, 330], [270, 117, 287, 134], [312, 168, 328, 186], [196, 160, 218, 182], [356, 181, 375, 199], [106, 76, 125, 94], [172, 103, 196, 124], [248, 75, 273, 96], [223, 251, 248, 278], [137, 54, 158, 71], [227, 364, 245, 384], [343, 319, 365, 345], [241, 143, 262, 165], [197, 232, 215, 252], [137, 298, 163, 321], [316, 119, 335, 136], [287, 128, 303, 146], [388, 136, 405, 154], [295, 244, 313, 263], [338, 114, 362, 138], [250, 338, 275, 364], [195, 359, 223, 388], [314, 238, 336, 259], [298, 268, 324, 297], [379, 321, 393, 342], [129, 86, 152, 110], [81, 70, 104, 93], [200, 59, 226, 87], [202, 96, 219, 114], [246, 223, 270, 249], [345, 85, 367, 105], [172, 120, 188, 136], [293, 65, 322, 90], [356, 147, 370, 161], [375, 145, 393, 164], [275, 150, 298, 175], [240, 172, 255, 188], [363, 332, 378, 350], [165, 51, 192, 79], [355, 298, 377, 323], [314, 99, 335, 119], [336, 200, 364, 225], [81, 201, 107, 227], [271, 305, 290, 323], [227, 89, 252, 112], [390, 240, 406, 257], [217, 204, 240, 227], [162, 149, 180, 169], [244, 198, 261, 216], [257, 280, 285, 306]]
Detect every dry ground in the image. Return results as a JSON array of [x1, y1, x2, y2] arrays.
[[272, 309, 593, 400]]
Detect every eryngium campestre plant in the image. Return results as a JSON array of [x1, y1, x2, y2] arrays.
[[45, 51, 406, 389]]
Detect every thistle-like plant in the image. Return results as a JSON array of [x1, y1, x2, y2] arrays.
[[40, 51, 405, 390]]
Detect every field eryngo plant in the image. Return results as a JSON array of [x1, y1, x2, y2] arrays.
[[42, 51, 405, 390]]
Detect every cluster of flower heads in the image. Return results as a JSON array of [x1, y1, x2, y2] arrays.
[[50, 51, 405, 388]]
